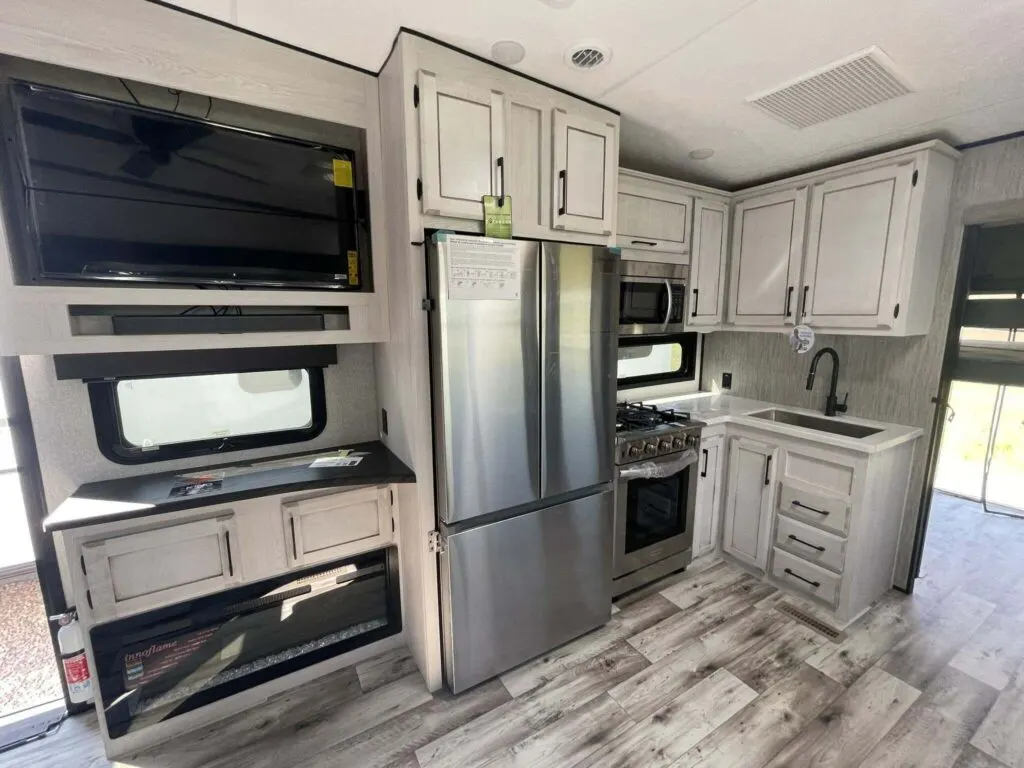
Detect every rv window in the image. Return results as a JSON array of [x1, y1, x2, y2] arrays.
[[617, 333, 699, 387], [89, 368, 327, 464]]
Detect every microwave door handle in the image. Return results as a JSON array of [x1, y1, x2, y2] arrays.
[[662, 280, 673, 331]]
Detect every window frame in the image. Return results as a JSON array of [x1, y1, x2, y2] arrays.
[[616, 332, 699, 388], [88, 367, 327, 465]]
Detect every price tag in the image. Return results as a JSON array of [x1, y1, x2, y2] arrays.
[[482, 195, 512, 239], [789, 324, 816, 354]]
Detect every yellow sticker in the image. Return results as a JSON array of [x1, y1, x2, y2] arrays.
[[332, 158, 354, 188], [347, 250, 360, 286]]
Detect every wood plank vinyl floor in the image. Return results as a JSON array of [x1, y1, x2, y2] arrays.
[[6, 492, 1024, 768]]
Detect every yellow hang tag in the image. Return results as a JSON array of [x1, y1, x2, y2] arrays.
[[482, 195, 512, 239], [333, 158, 354, 188], [347, 250, 360, 286]]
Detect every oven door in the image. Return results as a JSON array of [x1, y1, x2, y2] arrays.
[[619, 277, 687, 335], [614, 453, 698, 578]]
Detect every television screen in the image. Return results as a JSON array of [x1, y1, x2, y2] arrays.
[[3, 82, 366, 290]]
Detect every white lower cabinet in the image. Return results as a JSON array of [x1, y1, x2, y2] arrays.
[[693, 433, 724, 558], [81, 514, 241, 622], [282, 486, 393, 569], [721, 436, 777, 570]]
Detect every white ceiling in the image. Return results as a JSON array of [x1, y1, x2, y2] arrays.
[[163, 0, 1024, 188]]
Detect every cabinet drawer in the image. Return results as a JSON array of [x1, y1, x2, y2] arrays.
[[283, 486, 392, 568], [82, 514, 240, 622], [771, 547, 841, 607], [778, 483, 850, 536], [775, 514, 846, 573]]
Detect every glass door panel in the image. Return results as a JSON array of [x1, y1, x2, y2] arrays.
[[985, 384, 1024, 515], [934, 380, 999, 501]]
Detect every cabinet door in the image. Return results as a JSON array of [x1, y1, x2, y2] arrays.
[[722, 437, 777, 570], [551, 109, 616, 236], [418, 71, 505, 220], [693, 436, 723, 557], [283, 486, 392, 569], [616, 192, 691, 254], [727, 188, 807, 327], [687, 198, 729, 328], [801, 163, 915, 329], [82, 514, 240, 621]]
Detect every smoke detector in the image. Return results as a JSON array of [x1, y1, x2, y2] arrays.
[[746, 47, 911, 129], [565, 43, 611, 71]]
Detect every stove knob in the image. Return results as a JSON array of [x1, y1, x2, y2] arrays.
[[643, 442, 658, 456], [672, 437, 685, 450], [659, 438, 673, 452], [628, 444, 642, 458]]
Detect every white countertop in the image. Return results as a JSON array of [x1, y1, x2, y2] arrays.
[[644, 392, 923, 454]]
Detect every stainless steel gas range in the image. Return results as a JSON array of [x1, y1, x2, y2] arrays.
[[613, 402, 705, 596]]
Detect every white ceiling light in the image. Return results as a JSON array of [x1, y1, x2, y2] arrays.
[[565, 43, 611, 72], [688, 148, 715, 160], [491, 40, 526, 66]]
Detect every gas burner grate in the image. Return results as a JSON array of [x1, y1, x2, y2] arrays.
[[616, 402, 692, 432]]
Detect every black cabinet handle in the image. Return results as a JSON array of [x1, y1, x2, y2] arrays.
[[80, 554, 87, 576], [701, 448, 709, 478], [558, 170, 567, 216], [691, 289, 699, 318], [793, 500, 829, 516], [788, 534, 826, 552], [496, 156, 505, 206], [784, 568, 821, 588], [86, 590, 93, 610], [630, 239, 658, 246], [289, 516, 298, 560], [224, 530, 234, 577], [801, 285, 810, 315], [764, 455, 772, 486], [785, 286, 794, 317]]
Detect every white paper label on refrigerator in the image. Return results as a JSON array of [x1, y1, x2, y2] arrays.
[[446, 235, 520, 301]]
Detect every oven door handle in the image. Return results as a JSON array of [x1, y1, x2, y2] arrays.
[[662, 279, 673, 331]]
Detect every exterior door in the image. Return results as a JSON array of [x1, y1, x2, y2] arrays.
[[693, 435, 723, 557], [687, 198, 729, 328], [551, 109, 616, 236], [722, 437, 777, 570], [801, 163, 914, 329], [727, 187, 807, 327], [417, 70, 505, 220]]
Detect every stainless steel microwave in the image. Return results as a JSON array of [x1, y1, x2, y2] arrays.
[[619, 261, 688, 335]]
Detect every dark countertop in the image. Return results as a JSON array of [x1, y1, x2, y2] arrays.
[[44, 441, 415, 532]]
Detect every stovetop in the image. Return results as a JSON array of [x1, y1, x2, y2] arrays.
[[615, 402, 704, 465]]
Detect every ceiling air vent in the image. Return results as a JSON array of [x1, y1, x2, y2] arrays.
[[565, 43, 610, 71], [746, 47, 911, 129]]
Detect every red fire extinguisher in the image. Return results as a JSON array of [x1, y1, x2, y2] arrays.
[[56, 611, 93, 704]]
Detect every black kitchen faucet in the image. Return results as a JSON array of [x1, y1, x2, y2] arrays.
[[806, 347, 848, 417]]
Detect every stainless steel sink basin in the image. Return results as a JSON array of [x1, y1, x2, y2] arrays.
[[747, 409, 883, 439]]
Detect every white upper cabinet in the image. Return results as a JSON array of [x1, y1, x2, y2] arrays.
[[552, 109, 616, 236], [800, 163, 915, 330], [617, 193, 692, 254], [727, 187, 808, 327], [417, 71, 505, 220], [687, 198, 729, 327]]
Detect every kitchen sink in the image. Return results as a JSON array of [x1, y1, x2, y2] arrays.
[[747, 409, 884, 439]]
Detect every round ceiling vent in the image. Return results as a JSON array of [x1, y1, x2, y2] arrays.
[[565, 43, 611, 71]]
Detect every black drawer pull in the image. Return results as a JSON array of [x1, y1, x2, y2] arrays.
[[788, 534, 825, 552], [784, 285, 794, 317], [691, 288, 699, 317], [793, 500, 829, 516], [290, 516, 299, 560], [764, 455, 772, 486], [784, 568, 821, 588], [701, 448, 709, 478], [224, 530, 234, 577], [630, 239, 658, 246], [558, 170, 567, 216]]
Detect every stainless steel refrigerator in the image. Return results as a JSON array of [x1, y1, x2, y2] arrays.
[[427, 233, 618, 693]]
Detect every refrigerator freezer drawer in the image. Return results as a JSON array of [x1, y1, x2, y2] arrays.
[[440, 490, 613, 693]]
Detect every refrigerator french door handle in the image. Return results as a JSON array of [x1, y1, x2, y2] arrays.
[[662, 279, 673, 331]]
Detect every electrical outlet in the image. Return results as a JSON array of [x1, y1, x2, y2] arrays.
[[722, 372, 733, 390]]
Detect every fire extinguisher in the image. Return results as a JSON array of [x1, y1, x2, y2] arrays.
[[55, 611, 93, 704]]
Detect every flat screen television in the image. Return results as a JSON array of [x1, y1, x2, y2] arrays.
[[0, 81, 369, 290]]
